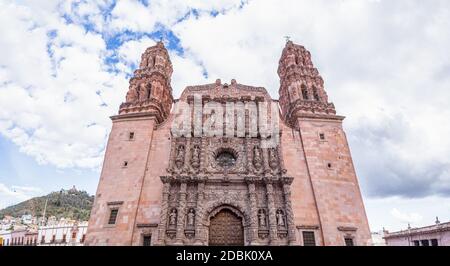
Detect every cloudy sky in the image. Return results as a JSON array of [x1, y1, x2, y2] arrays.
[[0, 0, 449, 232]]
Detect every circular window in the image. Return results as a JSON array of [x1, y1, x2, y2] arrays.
[[215, 150, 237, 168]]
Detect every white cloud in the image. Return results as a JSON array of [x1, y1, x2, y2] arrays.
[[390, 208, 423, 225], [117, 37, 156, 72], [0, 1, 128, 168], [0, 183, 42, 209], [110, 0, 155, 33]]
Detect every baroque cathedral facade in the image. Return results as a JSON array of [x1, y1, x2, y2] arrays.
[[85, 41, 371, 246]]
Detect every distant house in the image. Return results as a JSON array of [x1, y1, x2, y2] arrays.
[[0, 231, 11, 246], [384, 219, 450, 246], [38, 221, 88, 246]]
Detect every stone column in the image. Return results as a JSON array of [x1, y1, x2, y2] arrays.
[[246, 177, 259, 245], [265, 177, 278, 245], [174, 178, 187, 245], [156, 176, 172, 245], [282, 177, 296, 245], [194, 177, 206, 245]]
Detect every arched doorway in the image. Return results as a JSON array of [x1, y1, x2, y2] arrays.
[[208, 209, 244, 246]]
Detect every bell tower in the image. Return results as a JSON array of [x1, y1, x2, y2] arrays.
[[85, 42, 175, 245], [278, 40, 336, 126], [119, 41, 174, 123], [277, 40, 371, 246]]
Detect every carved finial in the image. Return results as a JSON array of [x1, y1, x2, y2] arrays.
[[435, 216, 440, 224], [284, 36, 291, 42]]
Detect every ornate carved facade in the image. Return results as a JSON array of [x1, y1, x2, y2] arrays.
[[85, 41, 372, 246]]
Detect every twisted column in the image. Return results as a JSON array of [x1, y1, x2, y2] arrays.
[[174, 179, 187, 245], [265, 177, 278, 245], [194, 178, 206, 245], [282, 177, 296, 245], [246, 177, 259, 245], [157, 176, 171, 245]]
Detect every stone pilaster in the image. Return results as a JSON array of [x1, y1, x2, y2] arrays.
[[156, 176, 171, 245], [281, 177, 296, 245], [174, 179, 187, 245], [246, 177, 259, 245], [194, 178, 206, 245], [265, 177, 278, 245]]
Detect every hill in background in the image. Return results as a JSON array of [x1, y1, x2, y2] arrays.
[[0, 187, 94, 221]]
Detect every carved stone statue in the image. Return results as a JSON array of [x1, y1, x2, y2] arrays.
[[125, 87, 139, 103], [175, 145, 185, 169], [258, 209, 266, 226], [141, 56, 148, 69], [151, 80, 162, 98], [138, 82, 150, 101], [191, 145, 200, 169], [187, 209, 195, 226], [313, 87, 320, 101], [169, 209, 177, 225], [253, 146, 262, 169], [269, 148, 279, 169], [276, 210, 285, 226]]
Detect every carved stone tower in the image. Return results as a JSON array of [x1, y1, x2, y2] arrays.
[[278, 40, 336, 126], [119, 41, 174, 123], [277, 40, 371, 246]]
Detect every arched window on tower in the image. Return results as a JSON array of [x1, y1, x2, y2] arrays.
[[301, 85, 308, 100], [313, 87, 320, 101], [295, 56, 299, 65]]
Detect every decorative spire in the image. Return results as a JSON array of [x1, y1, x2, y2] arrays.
[[277, 41, 337, 126], [118, 41, 174, 124]]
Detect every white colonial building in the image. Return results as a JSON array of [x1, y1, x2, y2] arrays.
[[38, 221, 88, 246]]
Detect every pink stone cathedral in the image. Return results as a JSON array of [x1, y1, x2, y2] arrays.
[[85, 40, 371, 246]]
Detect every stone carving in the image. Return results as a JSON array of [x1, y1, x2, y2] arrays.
[[313, 87, 320, 101], [191, 145, 200, 169], [138, 82, 150, 101], [187, 209, 195, 226], [169, 209, 177, 225], [125, 86, 139, 103], [253, 146, 263, 169], [175, 145, 185, 169], [258, 209, 266, 227], [276, 210, 285, 227], [147, 56, 154, 68], [269, 148, 279, 170], [166, 231, 176, 239], [278, 40, 336, 125], [118, 41, 174, 125]]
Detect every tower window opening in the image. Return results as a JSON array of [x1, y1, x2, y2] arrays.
[[301, 86, 308, 100], [129, 132, 135, 140], [108, 209, 119, 225], [313, 87, 320, 101], [344, 237, 354, 246]]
